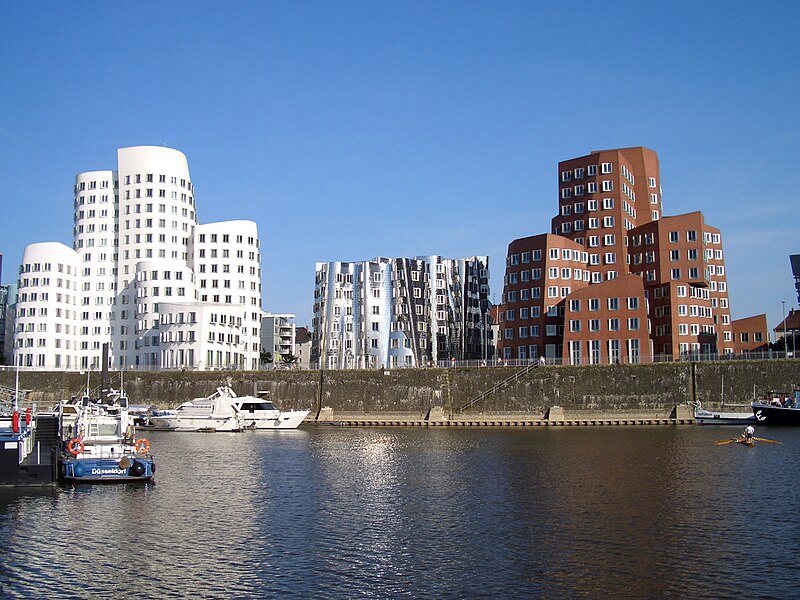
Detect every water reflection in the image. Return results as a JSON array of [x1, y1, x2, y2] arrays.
[[0, 427, 798, 598]]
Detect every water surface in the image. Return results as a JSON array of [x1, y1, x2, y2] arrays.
[[0, 426, 797, 598]]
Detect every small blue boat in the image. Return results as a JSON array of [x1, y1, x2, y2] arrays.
[[59, 388, 155, 483]]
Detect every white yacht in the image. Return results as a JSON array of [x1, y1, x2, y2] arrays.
[[148, 386, 310, 432], [233, 392, 311, 430]]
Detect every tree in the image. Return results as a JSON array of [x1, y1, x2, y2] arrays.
[[260, 349, 273, 365], [280, 352, 299, 367]]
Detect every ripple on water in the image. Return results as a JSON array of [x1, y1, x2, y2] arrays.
[[1, 427, 799, 598]]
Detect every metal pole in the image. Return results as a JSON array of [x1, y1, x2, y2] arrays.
[[783, 300, 788, 357]]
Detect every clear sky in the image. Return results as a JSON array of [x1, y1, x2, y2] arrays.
[[1, 1, 798, 331]]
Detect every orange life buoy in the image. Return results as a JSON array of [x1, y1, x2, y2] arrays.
[[135, 438, 150, 454], [67, 438, 84, 456]]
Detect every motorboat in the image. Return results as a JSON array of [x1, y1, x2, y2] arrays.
[[232, 391, 311, 430], [751, 390, 800, 426], [148, 385, 310, 432], [147, 386, 242, 432], [693, 401, 756, 426], [59, 387, 155, 483]]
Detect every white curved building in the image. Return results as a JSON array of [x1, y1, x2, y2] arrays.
[[14, 243, 81, 369], [14, 146, 262, 371]]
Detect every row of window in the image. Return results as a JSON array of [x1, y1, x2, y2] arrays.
[[561, 180, 614, 199], [122, 173, 191, 191], [561, 163, 613, 182]]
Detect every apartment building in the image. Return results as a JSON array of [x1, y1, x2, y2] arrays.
[[501, 234, 588, 360], [731, 314, 769, 353], [261, 313, 297, 362], [14, 146, 262, 371], [312, 255, 490, 369], [500, 146, 740, 363]]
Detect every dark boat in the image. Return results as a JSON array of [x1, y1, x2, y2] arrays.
[[751, 391, 800, 426]]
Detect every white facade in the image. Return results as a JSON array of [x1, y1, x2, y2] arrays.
[[14, 146, 262, 371], [14, 243, 81, 369], [261, 313, 297, 362]]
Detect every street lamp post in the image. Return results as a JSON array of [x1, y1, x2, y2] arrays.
[[782, 300, 788, 358]]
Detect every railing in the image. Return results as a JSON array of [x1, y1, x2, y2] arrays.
[[0, 350, 793, 373]]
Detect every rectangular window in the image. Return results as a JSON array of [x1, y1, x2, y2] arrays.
[[601, 162, 612, 174], [601, 180, 613, 192], [608, 318, 620, 331]]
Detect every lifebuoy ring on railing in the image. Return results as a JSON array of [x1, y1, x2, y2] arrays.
[[135, 438, 150, 454], [67, 438, 84, 456]]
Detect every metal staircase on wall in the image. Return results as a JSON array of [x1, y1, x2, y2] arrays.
[[458, 362, 540, 413]]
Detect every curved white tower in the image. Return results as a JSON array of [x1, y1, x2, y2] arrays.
[[15, 146, 263, 371], [73, 169, 118, 369], [15, 243, 80, 369], [115, 146, 197, 369]]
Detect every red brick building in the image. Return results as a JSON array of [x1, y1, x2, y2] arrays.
[[499, 146, 750, 363], [732, 314, 769, 353], [562, 273, 652, 364]]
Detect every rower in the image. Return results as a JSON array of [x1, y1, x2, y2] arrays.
[[743, 424, 755, 442]]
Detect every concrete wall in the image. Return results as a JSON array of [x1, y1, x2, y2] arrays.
[[2, 360, 799, 418]]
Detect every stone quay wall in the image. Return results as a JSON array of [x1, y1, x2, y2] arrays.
[[2, 360, 799, 421]]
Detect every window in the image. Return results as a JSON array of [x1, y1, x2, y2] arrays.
[[671, 269, 680, 280], [587, 182, 597, 193], [627, 297, 639, 310], [601, 180, 613, 192], [601, 162, 612, 174], [608, 318, 620, 331], [670, 250, 680, 261], [570, 320, 581, 333], [628, 318, 640, 331], [687, 230, 697, 242], [602, 197, 614, 210], [587, 165, 597, 176], [649, 177, 656, 188], [603, 216, 614, 227]]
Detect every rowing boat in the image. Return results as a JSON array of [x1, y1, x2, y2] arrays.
[[714, 436, 782, 447]]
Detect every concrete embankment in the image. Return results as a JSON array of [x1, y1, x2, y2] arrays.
[[3, 360, 799, 425]]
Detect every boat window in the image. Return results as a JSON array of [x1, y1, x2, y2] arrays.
[[99, 423, 119, 436], [239, 402, 276, 412]]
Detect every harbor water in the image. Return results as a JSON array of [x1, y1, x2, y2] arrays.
[[1, 426, 799, 598]]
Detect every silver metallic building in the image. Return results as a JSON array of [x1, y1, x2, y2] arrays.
[[312, 256, 490, 369]]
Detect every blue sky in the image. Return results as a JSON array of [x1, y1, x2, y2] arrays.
[[1, 1, 798, 330]]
